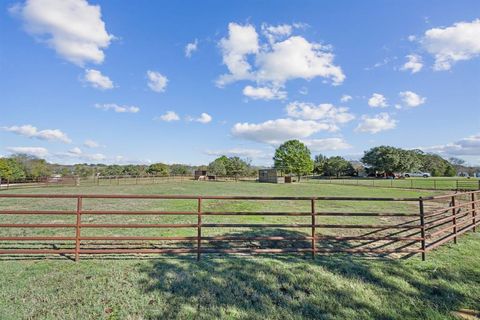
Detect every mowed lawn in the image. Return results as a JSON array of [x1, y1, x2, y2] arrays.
[[0, 181, 479, 319]]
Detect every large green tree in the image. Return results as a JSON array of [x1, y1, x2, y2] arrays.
[[225, 156, 249, 180], [208, 156, 229, 176], [273, 140, 313, 181], [313, 154, 328, 175], [146, 163, 170, 176], [324, 156, 354, 178], [0, 158, 26, 181], [361, 146, 420, 174]]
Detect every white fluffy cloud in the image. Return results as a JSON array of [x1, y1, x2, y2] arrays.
[[261, 23, 293, 44], [157, 111, 180, 122], [303, 138, 351, 152], [83, 139, 100, 148], [286, 101, 355, 124], [355, 113, 397, 134], [217, 22, 345, 99], [368, 93, 388, 108], [340, 94, 352, 103], [195, 113, 212, 124], [205, 148, 267, 159], [147, 70, 168, 93], [423, 134, 480, 156], [232, 119, 336, 144], [185, 39, 198, 58], [84, 69, 113, 89], [2, 124, 71, 143], [11, 0, 113, 66], [422, 19, 480, 70], [95, 103, 139, 113], [399, 91, 426, 107], [6, 146, 49, 158], [57, 147, 106, 161], [401, 54, 423, 73], [217, 23, 259, 85], [243, 85, 286, 100]]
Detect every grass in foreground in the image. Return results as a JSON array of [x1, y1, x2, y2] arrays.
[[0, 182, 478, 319], [0, 234, 478, 320]]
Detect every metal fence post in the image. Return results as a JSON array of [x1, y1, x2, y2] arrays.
[[197, 197, 202, 261], [75, 196, 82, 262], [472, 192, 477, 232], [419, 198, 426, 261], [451, 196, 457, 244], [311, 198, 316, 259]]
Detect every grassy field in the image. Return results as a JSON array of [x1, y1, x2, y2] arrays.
[[0, 181, 479, 319], [304, 176, 480, 191]]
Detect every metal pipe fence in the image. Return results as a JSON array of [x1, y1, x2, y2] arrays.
[[302, 176, 480, 191], [0, 191, 477, 261]]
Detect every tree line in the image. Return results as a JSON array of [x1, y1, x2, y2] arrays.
[[273, 140, 462, 180], [0, 154, 256, 181], [0, 142, 474, 182]]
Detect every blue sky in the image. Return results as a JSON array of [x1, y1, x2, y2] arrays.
[[1, 0, 479, 166]]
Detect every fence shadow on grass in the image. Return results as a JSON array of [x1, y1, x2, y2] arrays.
[[137, 229, 477, 320]]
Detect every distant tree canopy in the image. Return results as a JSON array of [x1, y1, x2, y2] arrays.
[[208, 156, 228, 176], [361, 146, 456, 176], [0, 158, 26, 181], [169, 164, 191, 175], [146, 163, 170, 176], [274, 140, 313, 180], [313, 154, 355, 177], [10, 154, 51, 179], [0, 143, 471, 183], [324, 156, 355, 177], [208, 156, 250, 178]]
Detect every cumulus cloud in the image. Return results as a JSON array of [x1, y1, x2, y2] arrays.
[[83, 139, 100, 148], [242, 85, 286, 100], [399, 91, 426, 107], [355, 113, 397, 134], [185, 39, 198, 58], [368, 93, 388, 108], [6, 146, 49, 158], [286, 101, 355, 124], [11, 0, 114, 66], [217, 23, 259, 86], [94, 103, 139, 113], [421, 19, 480, 70], [205, 148, 267, 159], [232, 119, 336, 144], [56, 147, 106, 161], [340, 94, 352, 103], [401, 54, 423, 73], [303, 138, 351, 152], [217, 22, 345, 99], [157, 111, 180, 122], [2, 124, 71, 143], [261, 23, 293, 44], [147, 70, 168, 92], [83, 69, 113, 89], [422, 134, 480, 156], [195, 113, 212, 124]]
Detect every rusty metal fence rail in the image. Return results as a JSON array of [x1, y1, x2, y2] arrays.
[[0, 191, 478, 261]]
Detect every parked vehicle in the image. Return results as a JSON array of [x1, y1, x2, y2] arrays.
[[403, 172, 431, 178]]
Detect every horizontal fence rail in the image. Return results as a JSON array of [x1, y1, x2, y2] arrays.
[[0, 191, 478, 261], [302, 176, 480, 191]]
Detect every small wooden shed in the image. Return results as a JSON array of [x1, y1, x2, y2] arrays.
[[194, 170, 208, 180], [258, 169, 285, 183]]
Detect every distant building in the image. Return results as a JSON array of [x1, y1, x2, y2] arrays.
[[258, 169, 285, 183], [194, 170, 208, 180]]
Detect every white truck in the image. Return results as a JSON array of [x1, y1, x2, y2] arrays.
[[403, 171, 431, 178]]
